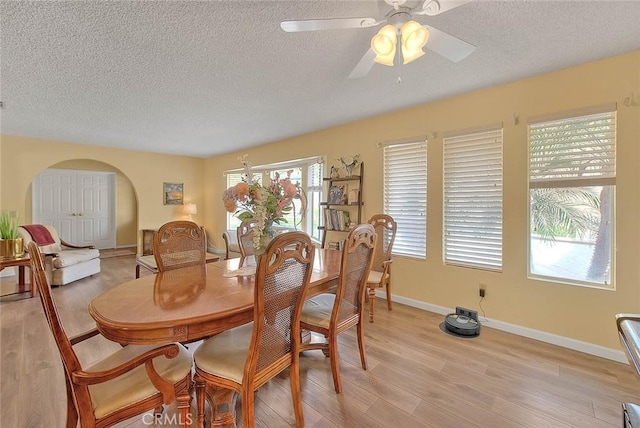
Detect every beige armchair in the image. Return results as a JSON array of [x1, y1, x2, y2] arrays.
[[19, 224, 100, 286]]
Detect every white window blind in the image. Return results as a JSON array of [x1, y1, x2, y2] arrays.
[[306, 161, 323, 241], [443, 128, 503, 270], [383, 142, 427, 258], [529, 111, 616, 188]]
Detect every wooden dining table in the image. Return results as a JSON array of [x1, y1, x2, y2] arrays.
[[88, 248, 342, 427]]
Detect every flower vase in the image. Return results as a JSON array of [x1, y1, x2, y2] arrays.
[[344, 165, 354, 178], [254, 221, 277, 257]]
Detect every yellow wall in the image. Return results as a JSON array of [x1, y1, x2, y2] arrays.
[[1, 51, 638, 350], [203, 51, 640, 350], [0, 136, 204, 252]]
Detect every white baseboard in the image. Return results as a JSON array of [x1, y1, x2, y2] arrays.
[[0, 269, 16, 278], [376, 290, 628, 364]]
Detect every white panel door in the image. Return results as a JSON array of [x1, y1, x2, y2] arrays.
[[33, 169, 116, 249]]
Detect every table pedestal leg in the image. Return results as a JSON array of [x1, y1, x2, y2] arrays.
[[206, 386, 238, 428]]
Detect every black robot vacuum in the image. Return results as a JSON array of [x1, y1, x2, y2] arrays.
[[443, 306, 481, 337]]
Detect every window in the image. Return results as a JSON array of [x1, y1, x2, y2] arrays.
[[269, 166, 304, 230], [528, 107, 616, 288], [383, 141, 427, 258], [443, 128, 503, 271], [306, 162, 323, 241], [225, 157, 323, 242]]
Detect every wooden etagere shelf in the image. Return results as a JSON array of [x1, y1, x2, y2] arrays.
[[320, 162, 364, 249]]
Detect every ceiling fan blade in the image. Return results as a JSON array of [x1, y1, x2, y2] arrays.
[[415, 0, 472, 16], [424, 25, 476, 62], [280, 17, 380, 32], [348, 48, 377, 79]]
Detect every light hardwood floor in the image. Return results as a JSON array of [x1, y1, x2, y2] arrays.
[[1, 253, 639, 427]]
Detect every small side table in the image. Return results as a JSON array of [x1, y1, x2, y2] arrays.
[[135, 253, 220, 278], [141, 229, 157, 256], [0, 256, 35, 297]]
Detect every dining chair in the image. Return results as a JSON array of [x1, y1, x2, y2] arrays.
[[153, 220, 206, 272], [193, 231, 314, 428], [299, 223, 376, 393], [367, 214, 397, 323], [221, 230, 241, 260], [236, 220, 257, 266], [26, 241, 193, 428]]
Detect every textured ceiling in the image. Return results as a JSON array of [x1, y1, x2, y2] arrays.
[[1, 1, 639, 158]]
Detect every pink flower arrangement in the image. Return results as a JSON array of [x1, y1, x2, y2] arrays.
[[222, 156, 305, 248]]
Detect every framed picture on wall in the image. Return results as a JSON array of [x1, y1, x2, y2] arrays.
[[163, 182, 184, 205]]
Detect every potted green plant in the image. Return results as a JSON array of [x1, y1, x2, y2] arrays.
[[0, 210, 23, 259]]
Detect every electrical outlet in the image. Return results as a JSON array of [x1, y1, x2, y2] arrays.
[[479, 283, 487, 298]]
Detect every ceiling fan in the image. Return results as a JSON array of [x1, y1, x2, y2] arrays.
[[280, 0, 476, 78]]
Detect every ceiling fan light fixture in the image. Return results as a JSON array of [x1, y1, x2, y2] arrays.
[[400, 21, 428, 64], [402, 46, 425, 64], [401, 20, 429, 50], [371, 24, 397, 66]]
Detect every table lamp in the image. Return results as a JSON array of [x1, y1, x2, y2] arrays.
[[184, 203, 197, 220]]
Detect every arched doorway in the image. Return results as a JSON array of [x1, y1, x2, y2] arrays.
[[28, 159, 138, 249]]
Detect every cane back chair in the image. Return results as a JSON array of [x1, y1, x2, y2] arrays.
[[367, 214, 397, 322], [27, 241, 193, 428], [299, 224, 377, 393], [153, 220, 206, 272], [236, 220, 257, 266], [193, 231, 314, 427]]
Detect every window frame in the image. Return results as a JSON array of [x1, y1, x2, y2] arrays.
[[225, 172, 244, 232], [527, 106, 616, 289], [224, 157, 324, 242]]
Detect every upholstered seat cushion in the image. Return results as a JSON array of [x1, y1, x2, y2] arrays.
[[51, 248, 100, 268], [301, 293, 336, 329], [194, 322, 253, 384], [367, 270, 387, 285], [87, 343, 192, 419]]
